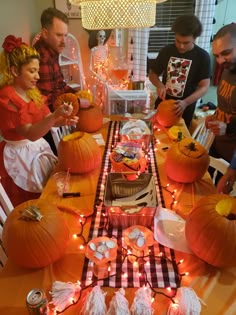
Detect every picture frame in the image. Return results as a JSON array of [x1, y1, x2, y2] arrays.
[[54, 0, 81, 19]]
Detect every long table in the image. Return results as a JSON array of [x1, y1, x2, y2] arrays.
[[0, 116, 235, 315]]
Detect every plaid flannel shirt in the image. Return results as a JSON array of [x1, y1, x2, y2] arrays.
[[34, 38, 74, 111]]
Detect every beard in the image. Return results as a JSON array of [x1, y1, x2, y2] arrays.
[[222, 60, 236, 73]]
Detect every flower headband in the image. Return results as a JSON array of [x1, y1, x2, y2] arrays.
[[2, 35, 27, 53]]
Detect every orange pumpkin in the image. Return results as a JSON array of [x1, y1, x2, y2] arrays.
[[54, 93, 79, 117], [185, 194, 236, 268], [2, 199, 70, 269], [58, 131, 101, 174], [76, 104, 103, 133], [165, 137, 209, 183], [154, 99, 180, 127]]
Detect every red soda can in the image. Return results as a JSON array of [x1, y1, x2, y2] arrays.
[[26, 289, 48, 315]]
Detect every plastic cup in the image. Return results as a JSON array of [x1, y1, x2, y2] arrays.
[[53, 171, 70, 196]]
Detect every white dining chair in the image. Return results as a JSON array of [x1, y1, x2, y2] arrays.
[[192, 119, 215, 152], [50, 126, 74, 150], [209, 156, 236, 196], [0, 181, 14, 268], [209, 156, 229, 185]]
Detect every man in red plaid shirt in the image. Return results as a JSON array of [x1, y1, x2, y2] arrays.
[[34, 7, 76, 111]]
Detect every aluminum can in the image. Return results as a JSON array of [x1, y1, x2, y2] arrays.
[[26, 289, 48, 315]]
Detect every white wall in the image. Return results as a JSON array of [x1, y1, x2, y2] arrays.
[[213, 0, 235, 35], [0, 0, 39, 44], [0, 0, 91, 78]]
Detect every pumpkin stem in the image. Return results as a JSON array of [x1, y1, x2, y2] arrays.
[[19, 205, 43, 221], [185, 142, 197, 151]]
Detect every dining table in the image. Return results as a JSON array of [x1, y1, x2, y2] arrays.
[[0, 115, 235, 315]]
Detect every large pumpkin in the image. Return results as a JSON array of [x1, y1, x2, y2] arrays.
[[154, 99, 180, 127], [54, 93, 79, 117], [2, 199, 70, 269], [58, 131, 101, 174], [165, 137, 209, 183], [185, 194, 236, 268], [76, 104, 103, 133]]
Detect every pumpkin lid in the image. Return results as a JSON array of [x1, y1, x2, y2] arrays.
[[178, 138, 207, 158]]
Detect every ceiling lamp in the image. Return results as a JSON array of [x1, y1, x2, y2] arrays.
[[69, 0, 167, 30]]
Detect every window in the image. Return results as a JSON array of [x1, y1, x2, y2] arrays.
[[148, 0, 195, 59]]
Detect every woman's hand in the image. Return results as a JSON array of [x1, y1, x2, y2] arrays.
[[54, 102, 74, 118], [53, 103, 79, 127]]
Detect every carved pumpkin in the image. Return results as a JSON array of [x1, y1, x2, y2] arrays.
[[155, 99, 180, 127], [58, 131, 101, 174], [54, 93, 79, 117], [76, 104, 103, 133], [2, 199, 70, 269], [165, 138, 209, 183], [185, 194, 236, 268]]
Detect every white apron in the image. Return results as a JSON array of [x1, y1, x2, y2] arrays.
[[3, 138, 58, 193]]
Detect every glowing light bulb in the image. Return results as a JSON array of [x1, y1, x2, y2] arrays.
[[133, 261, 138, 268]]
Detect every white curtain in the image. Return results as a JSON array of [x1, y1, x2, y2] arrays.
[[127, 28, 149, 81], [195, 0, 216, 53]]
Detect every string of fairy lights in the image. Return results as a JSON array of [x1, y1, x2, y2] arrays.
[[52, 207, 189, 314]]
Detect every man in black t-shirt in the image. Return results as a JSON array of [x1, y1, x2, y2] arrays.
[[149, 15, 211, 128]]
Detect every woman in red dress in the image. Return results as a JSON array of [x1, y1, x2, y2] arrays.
[[0, 35, 78, 206]]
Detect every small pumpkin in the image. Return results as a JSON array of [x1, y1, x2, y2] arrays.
[[2, 199, 70, 269], [167, 125, 183, 141], [165, 137, 209, 183], [75, 89, 93, 104], [185, 194, 236, 268], [54, 93, 79, 117], [76, 103, 103, 133], [58, 131, 101, 174], [154, 99, 180, 127]]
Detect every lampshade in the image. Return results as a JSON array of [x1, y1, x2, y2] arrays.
[[69, 0, 167, 30]]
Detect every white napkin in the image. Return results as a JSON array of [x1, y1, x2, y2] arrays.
[[154, 206, 192, 253]]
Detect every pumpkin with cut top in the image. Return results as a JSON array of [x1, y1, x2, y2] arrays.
[[165, 137, 209, 183], [58, 131, 101, 174]]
